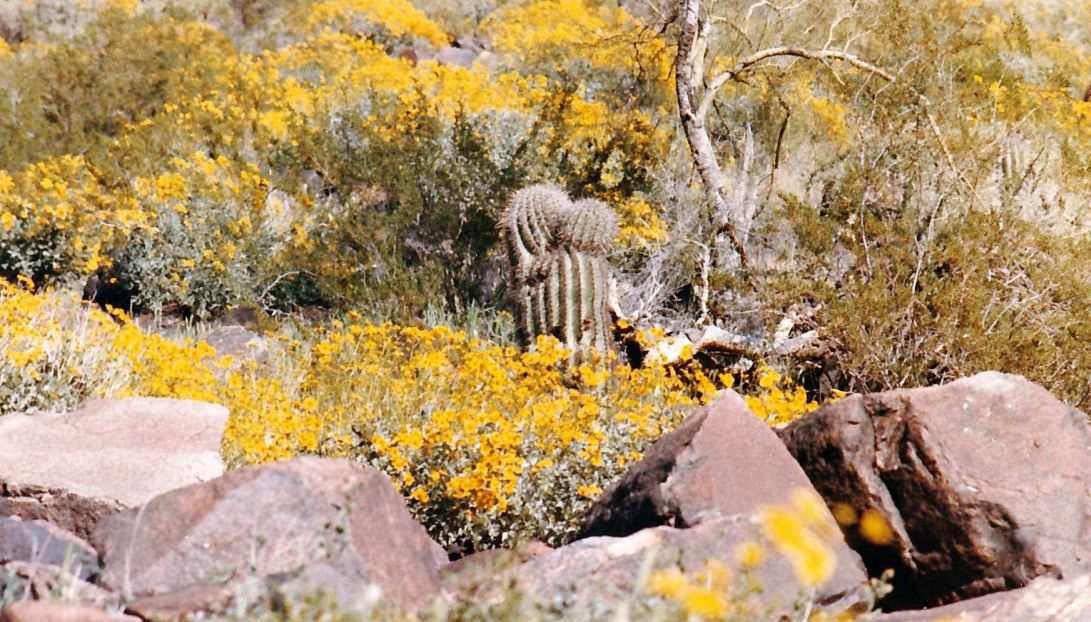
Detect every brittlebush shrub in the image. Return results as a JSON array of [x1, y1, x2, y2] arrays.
[[220, 320, 824, 550], [0, 5, 238, 171], [112, 152, 281, 317], [0, 155, 144, 282], [222, 324, 718, 549], [0, 279, 222, 414]]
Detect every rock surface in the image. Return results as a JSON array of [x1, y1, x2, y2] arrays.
[[0, 561, 119, 610], [0, 398, 227, 540], [779, 372, 1091, 609], [441, 541, 552, 595], [92, 457, 447, 607], [499, 516, 868, 619], [0, 517, 98, 580], [0, 601, 138, 622], [871, 572, 1091, 621], [581, 390, 834, 536], [432, 46, 480, 68], [123, 584, 231, 622], [202, 325, 266, 361]]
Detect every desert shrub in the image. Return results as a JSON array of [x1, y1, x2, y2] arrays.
[[733, 0, 1091, 405], [0, 279, 223, 415], [1, 274, 825, 552], [482, 0, 671, 102], [0, 155, 144, 283], [220, 319, 826, 550], [409, 0, 500, 37], [273, 98, 520, 316], [261, 41, 671, 314], [629, 0, 1091, 405], [0, 4, 239, 171], [111, 152, 282, 318], [774, 197, 1091, 406], [0, 278, 128, 414], [0, 0, 677, 318]]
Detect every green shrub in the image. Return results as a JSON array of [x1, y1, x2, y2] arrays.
[[0, 6, 238, 172]]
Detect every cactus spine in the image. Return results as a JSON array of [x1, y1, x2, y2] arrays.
[[503, 185, 617, 357]]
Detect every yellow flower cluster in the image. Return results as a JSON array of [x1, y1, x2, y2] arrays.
[[222, 324, 717, 547], [484, 0, 672, 83], [297, 0, 449, 46], [0, 155, 145, 273], [647, 560, 734, 620], [760, 489, 839, 588], [3, 275, 832, 550], [0, 0, 676, 296], [607, 192, 669, 246], [0, 279, 224, 413], [741, 364, 827, 426]]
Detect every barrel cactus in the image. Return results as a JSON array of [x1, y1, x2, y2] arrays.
[[502, 185, 618, 357]]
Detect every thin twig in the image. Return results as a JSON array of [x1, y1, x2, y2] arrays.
[[697, 47, 896, 122], [916, 93, 973, 196]]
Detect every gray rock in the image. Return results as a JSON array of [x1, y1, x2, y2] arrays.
[[0, 517, 98, 580], [0, 561, 119, 611], [432, 46, 480, 69], [123, 584, 231, 621], [0, 600, 138, 622], [497, 516, 869, 620], [201, 325, 266, 361], [581, 390, 839, 534]]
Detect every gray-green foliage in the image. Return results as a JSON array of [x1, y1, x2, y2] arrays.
[[503, 185, 617, 356]]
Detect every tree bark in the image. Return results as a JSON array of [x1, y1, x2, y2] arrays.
[[675, 0, 749, 267]]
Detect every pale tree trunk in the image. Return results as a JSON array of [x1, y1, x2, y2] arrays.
[[675, 0, 749, 268]]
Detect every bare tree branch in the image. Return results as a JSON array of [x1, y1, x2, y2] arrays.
[[697, 47, 896, 122], [676, 0, 748, 267], [676, 0, 902, 274]]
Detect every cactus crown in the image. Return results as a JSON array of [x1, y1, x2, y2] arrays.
[[504, 184, 570, 262], [558, 198, 618, 254]]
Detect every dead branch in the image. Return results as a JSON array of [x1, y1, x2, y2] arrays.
[[676, 0, 749, 267], [676, 0, 900, 272], [697, 47, 896, 122]]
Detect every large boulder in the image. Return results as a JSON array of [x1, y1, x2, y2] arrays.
[[123, 584, 231, 622], [0, 398, 227, 540], [494, 516, 868, 619], [92, 457, 447, 608], [779, 372, 1091, 610], [581, 390, 839, 535], [520, 391, 871, 617]]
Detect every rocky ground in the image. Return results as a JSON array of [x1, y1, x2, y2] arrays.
[[1, 370, 1089, 621]]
